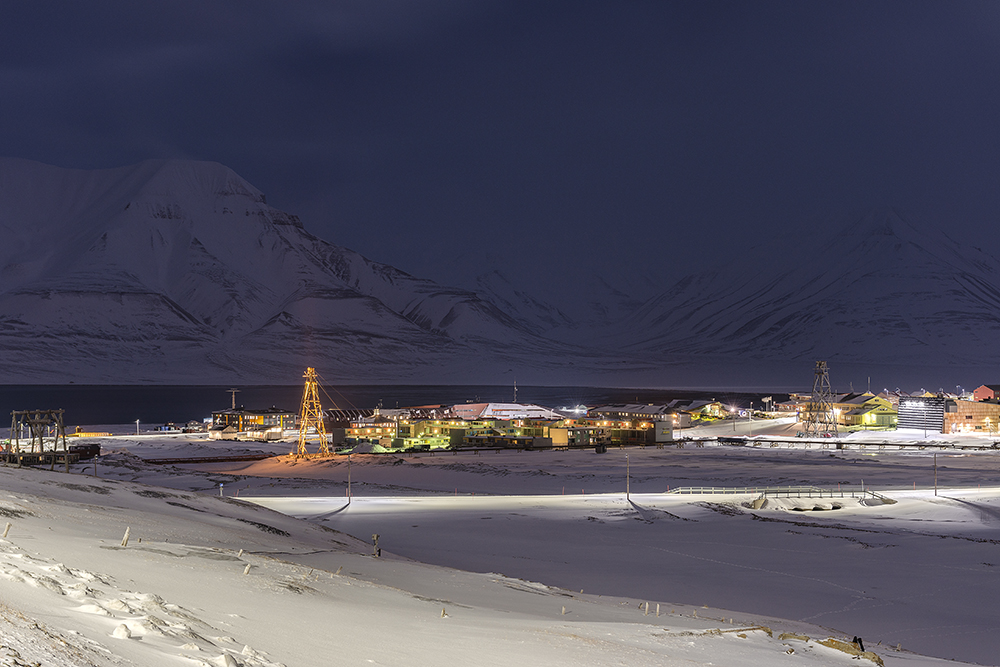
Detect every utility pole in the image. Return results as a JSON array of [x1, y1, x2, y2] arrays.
[[934, 453, 938, 496], [626, 452, 630, 501]]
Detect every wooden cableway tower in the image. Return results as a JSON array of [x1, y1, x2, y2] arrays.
[[297, 367, 331, 457], [8, 409, 70, 470]]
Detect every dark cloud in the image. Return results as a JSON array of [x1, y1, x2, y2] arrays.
[[3, 1, 1000, 295]]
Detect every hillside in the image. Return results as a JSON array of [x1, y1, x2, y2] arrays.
[[0, 444, 977, 667], [601, 210, 1000, 387], [0, 158, 629, 384], [2, 158, 997, 388]]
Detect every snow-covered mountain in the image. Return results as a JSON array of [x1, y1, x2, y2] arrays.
[[607, 209, 1000, 386], [469, 265, 663, 342], [2, 158, 996, 388], [0, 158, 616, 384]]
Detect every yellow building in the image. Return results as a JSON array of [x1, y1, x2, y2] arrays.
[[833, 393, 897, 429], [793, 392, 897, 430]]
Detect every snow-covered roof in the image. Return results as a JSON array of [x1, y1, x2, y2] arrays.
[[212, 407, 295, 416], [665, 399, 720, 412], [451, 403, 565, 420], [589, 404, 674, 418], [835, 393, 878, 405]]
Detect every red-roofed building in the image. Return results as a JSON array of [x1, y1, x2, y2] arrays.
[[973, 385, 1000, 401]]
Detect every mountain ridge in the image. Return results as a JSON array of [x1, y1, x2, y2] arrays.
[[2, 159, 998, 388], [614, 209, 1000, 371], [0, 158, 630, 384]]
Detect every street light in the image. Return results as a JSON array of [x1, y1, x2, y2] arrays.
[[135, 419, 140, 435]]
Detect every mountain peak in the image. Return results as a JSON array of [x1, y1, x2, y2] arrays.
[[845, 208, 921, 240]]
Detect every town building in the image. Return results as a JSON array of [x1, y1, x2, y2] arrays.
[[897, 396, 946, 433], [209, 407, 296, 441], [325, 408, 376, 428], [833, 393, 897, 429], [451, 403, 565, 420], [345, 414, 400, 446], [785, 392, 898, 429], [972, 385, 1000, 401], [588, 404, 690, 428], [944, 399, 1000, 434], [664, 399, 725, 419]]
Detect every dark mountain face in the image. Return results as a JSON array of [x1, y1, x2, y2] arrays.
[[0, 158, 626, 384], [600, 210, 1000, 386], [0, 159, 993, 388]]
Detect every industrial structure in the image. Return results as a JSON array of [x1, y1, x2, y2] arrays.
[[801, 361, 839, 437], [7, 409, 71, 469], [297, 367, 331, 456]]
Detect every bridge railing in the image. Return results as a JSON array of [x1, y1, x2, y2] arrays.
[[667, 486, 823, 495], [666, 485, 896, 504]]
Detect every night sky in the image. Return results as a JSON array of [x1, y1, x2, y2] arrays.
[[3, 1, 1000, 291]]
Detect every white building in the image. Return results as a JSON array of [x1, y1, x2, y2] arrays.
[[451, 403, 565, 420]]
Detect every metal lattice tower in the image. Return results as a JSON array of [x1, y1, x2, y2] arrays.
[[802, 360, 839, 437], [297, 367, 330, 456]]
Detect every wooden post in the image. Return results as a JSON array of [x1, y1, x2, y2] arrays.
[[59, 409, 68, 473], [626, 453, 630, 501]]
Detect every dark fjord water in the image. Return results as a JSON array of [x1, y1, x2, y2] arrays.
[[0, 385, 775, 427]]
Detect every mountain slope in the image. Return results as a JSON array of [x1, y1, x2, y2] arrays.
[[5, 158, 996, 388], [614, 210, 1000, 375], [0, 158, 599, 383]]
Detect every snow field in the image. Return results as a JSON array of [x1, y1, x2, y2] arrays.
[[0, 463, 942, 667], [5, 425, 1000, 665]]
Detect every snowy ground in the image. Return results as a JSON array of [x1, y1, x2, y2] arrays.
[[3, 422, 999, 665]]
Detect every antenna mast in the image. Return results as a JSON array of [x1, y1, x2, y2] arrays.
[[227, 388, 240, 410], [297, 367, 330, 457]]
